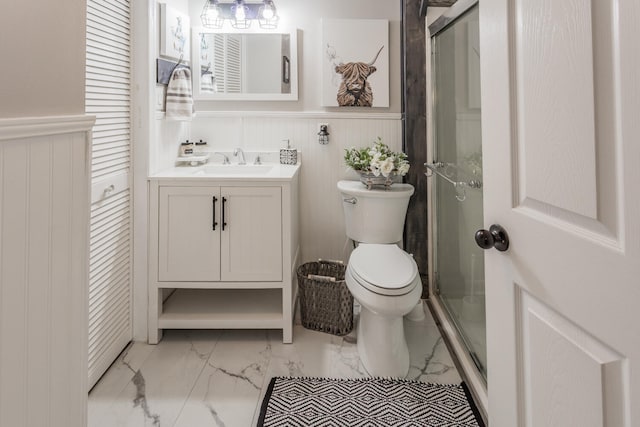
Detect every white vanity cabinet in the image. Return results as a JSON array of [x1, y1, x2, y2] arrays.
[[148, 166, 300, 344], [158, 186, 282, 282], [158, 186, 222, 282]]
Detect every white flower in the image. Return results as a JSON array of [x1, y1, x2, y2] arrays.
[[369, 159, 380, 174], [344, 138, 410, 181], [380, 158, 395, 177]]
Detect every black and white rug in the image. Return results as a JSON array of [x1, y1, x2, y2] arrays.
[[257, 377, 485, 427]]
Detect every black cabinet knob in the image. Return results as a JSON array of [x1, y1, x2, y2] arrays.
[[475, 224, 509, 252]]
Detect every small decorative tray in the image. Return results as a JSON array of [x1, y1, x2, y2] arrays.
[[176, 153, 210, 166]]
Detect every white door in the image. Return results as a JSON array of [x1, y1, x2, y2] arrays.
[[480, 1, 640, 426], [86, 0, 133, 388], [220, 187, 282, 281], [158, 186, 222, 282]]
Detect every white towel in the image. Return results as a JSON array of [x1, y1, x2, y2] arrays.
[[201, 71, 216, 93], [165, 67, 194, 120]]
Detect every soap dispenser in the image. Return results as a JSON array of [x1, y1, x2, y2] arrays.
[[279, 139, 297, 165]]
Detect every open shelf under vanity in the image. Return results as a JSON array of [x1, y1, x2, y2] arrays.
[[158, 288, 283, 329]]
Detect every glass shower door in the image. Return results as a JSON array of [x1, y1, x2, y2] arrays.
[[429, 4, 486, 379]]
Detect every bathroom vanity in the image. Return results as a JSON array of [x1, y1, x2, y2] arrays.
[[148, 163, 300, 344]]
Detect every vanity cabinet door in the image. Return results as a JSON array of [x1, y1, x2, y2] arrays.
[[220, 187, 282, 281], [158, 186, 221, 281]]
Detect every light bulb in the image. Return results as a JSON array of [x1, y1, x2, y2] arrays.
[[235, 3, 246, 20], [262, 3, 274, 19], [206, 7, 219, 20]]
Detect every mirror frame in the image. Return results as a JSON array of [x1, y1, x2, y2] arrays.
[[192, 28, 298, 101]]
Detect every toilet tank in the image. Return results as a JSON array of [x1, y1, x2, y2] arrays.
[[337, 180, 415, 244]]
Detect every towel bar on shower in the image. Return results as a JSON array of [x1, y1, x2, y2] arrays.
[[424, 162, 482, 201]]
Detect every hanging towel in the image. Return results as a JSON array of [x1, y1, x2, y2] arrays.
[[201, 71, 216, 93], [165, 67, 194, 120]]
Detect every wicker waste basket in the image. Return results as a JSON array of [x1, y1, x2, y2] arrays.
[[297, 260, 354, 336]]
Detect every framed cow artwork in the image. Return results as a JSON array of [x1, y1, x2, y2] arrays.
[[322, 19, 389, 108]]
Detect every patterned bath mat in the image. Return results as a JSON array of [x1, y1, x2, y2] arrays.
[[257, 377, 485, 427]]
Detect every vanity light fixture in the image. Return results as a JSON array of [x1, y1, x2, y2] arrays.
[[258, 0, 279, 29], [201, 0, 224, 29], [231, 0, 250, 29], [201, 0, 280, 30]]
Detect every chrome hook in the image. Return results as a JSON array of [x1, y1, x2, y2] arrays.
[[455, 183, 467, 202], [424, 163, 434, 177]]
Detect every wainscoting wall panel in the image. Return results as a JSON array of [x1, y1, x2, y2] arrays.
[[0, 115, 93, 427]]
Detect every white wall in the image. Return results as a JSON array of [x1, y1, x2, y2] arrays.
[[186, 0, 403, 113], [136, 0, 404, 339], [0, 119, 93, 427], [189, 113, 403, 263], [0, 3, 91, 425], [150, 0, 402, 172], [0, 0, 86, 118], [182, 0, 403, 265]]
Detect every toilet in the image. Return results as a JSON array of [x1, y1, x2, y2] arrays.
[[337, 180, 422, 378]]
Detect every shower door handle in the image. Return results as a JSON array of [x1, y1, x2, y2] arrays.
[[475, 224, 509, 252]]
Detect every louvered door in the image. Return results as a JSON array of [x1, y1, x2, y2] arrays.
[[225, 35, 242, 93], [86, 0, 132, 388], [212, 34, 242, 93], [213, 34, 226, 92]]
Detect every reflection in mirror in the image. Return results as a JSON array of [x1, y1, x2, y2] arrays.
[[192, 30, 298, 100]]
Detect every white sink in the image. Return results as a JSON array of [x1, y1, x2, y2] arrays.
[[151, 162, 299, 180], [191, 164, 274, 176]]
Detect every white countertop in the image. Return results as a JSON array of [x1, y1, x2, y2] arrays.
[[149, 162, 301, 182]]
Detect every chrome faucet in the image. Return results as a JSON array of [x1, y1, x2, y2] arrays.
[[213, 152, 230, 164], [233, 148, 246, 165]]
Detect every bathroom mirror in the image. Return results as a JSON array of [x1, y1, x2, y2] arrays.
[[191, 29, 298, 101]]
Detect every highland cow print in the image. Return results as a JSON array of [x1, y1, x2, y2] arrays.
[[335, 46, 384, 107]]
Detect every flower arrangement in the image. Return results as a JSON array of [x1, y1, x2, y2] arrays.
[[344, 137, 410, 178]]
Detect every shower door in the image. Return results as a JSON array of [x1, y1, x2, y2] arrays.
[[429, 2, 486, 379]]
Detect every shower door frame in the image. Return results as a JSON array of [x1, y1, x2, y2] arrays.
[[425, 0, 488, 417]]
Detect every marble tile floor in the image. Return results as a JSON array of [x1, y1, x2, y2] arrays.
[[88, 302, 461, 427]]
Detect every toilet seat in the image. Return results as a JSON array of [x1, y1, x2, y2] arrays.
[[348, 244, 418, 296]]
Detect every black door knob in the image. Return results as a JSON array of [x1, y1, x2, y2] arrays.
[[475, 224, 510, 252]]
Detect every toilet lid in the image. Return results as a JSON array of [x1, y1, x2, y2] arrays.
[[349, 244, 418, 296]]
